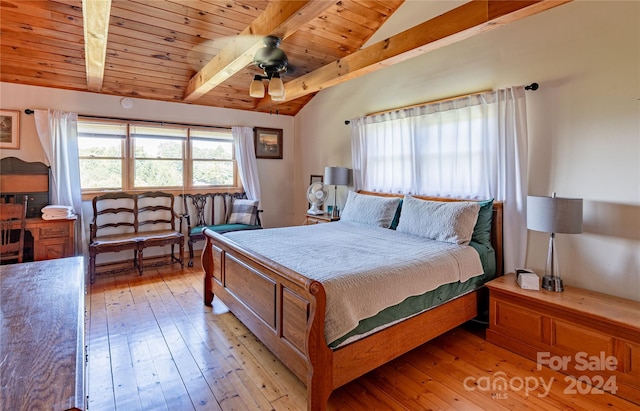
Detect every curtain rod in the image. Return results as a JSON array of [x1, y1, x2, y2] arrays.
[[344, 82, 539, 125], [23, 109, 232, 130]]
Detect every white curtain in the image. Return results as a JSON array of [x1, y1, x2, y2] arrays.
[[34, 109, 85, 255], [350, 87, 528, 273], [232, 126, 262, 205]]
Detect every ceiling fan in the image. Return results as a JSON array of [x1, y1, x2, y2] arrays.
[[249, 36, 290, 100]]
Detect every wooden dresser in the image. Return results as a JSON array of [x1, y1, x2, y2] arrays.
[[25, 217, 76, 260], [486, 274, 640, 405], [0, 256, 86, 410], [1, 157, 75, 260]]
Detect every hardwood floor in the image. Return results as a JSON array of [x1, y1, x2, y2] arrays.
[[87, 260, 636, 410]]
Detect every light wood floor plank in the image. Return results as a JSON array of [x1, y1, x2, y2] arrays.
[[124, 275, 171, 411], [102, 274, 136, 409], [235, 330, 308, 406], [418, 342, 561, 410], [146, 268, 223, 410], [133, 270, 196, 410], [435, 328, 631, 410], [377, 361, 485, 411], [87, 278, 117, 411], [87, 260, 638, 410], [148, 265, 261, 411], [368, 363, 457, 410]]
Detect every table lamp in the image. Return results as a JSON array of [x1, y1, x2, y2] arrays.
[[324, 167, 348, 218], [527, 193, 583, 292]]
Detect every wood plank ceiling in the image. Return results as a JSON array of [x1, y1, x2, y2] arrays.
[[1, 0, 570, 116]]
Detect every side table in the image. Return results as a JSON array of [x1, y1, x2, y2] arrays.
[[486, 273, 640, 404], [303, 213, 340, 225]]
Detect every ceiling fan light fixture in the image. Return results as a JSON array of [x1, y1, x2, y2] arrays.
[[271, 90, 286, 102], [250, 36, 289, 100], [268, 73, 284, 97], [249, 75, 265, 98]]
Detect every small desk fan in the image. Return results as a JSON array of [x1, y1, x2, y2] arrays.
[[306, 182, 328, 215]]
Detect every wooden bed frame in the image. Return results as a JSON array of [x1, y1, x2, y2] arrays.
[[202, 192, 503, 410]]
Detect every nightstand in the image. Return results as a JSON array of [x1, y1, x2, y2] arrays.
[[303, 213, 340, 225], [486, 273, 640, 404]]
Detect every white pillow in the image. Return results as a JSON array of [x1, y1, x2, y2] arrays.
[[395, 195, 480, 244], [339, 191, 401, 228], [227, 199, 259, 225]]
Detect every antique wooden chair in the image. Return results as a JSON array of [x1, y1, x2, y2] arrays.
[[89, 192, 138, 280], [89, 192, 184, 282], [136, 191, 184, 271], [181, 192, 262, 267], [0, 196, 28, 264]]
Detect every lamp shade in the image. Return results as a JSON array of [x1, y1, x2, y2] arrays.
[[249, 76, 265, 98], [527, 195, 583, 234], [271, 90, 286, 101], [324, 167, 348, 186], [268, 75, 284, 97]]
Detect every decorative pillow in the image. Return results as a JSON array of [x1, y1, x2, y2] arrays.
[[389, 199, 403, 230], [227, 199, 259, 225], [395, 195, 480, 244], [339, 191, 402, 228], [472, 199, 494, 245]]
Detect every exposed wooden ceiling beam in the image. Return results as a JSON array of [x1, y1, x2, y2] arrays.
[[82, 0, 112, 92], [258, 0, 571, 107], [183, 0, 334, 102]]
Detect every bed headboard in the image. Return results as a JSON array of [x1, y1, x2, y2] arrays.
[[358, 190, 504, 277]]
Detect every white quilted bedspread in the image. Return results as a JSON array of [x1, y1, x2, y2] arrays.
[[223, 221, 484, 344]]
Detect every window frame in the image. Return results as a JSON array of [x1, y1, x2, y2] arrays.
[[189, 127, 237, 189], [77, 120, 129, 192], [78, 118, 241, 200]]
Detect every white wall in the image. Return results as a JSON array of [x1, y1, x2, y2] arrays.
[[0, 83, 295, 229], [295, 1, 640, 301]]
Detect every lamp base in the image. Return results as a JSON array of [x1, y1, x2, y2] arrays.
[[331, 185, 339, 218], [542, 275, 564, 292]]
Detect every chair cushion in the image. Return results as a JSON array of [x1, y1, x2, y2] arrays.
[[89, 233, 140, 252], [91, 230, 182, 247], [192, 224, 261, 235], [138, 229, 183, 241]]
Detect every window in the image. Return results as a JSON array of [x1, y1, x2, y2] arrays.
[[190, 128, 234, 186], [131, 125, 185, 188], [77, 119, 237, 192], [78, 121, 126, 190], [352, 98, 496, 198]]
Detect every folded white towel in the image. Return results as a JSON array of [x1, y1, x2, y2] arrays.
[[42, 213, 73, 219], [42, 205, 74, 213], [41, 205, 76, 220], [42, 212, 76, 220]]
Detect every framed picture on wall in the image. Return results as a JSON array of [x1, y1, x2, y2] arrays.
[[254, 127, 283, 159], [0, 110, 20, 149]]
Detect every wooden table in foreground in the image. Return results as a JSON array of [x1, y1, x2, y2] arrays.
[[1, 256, 85, 410]]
